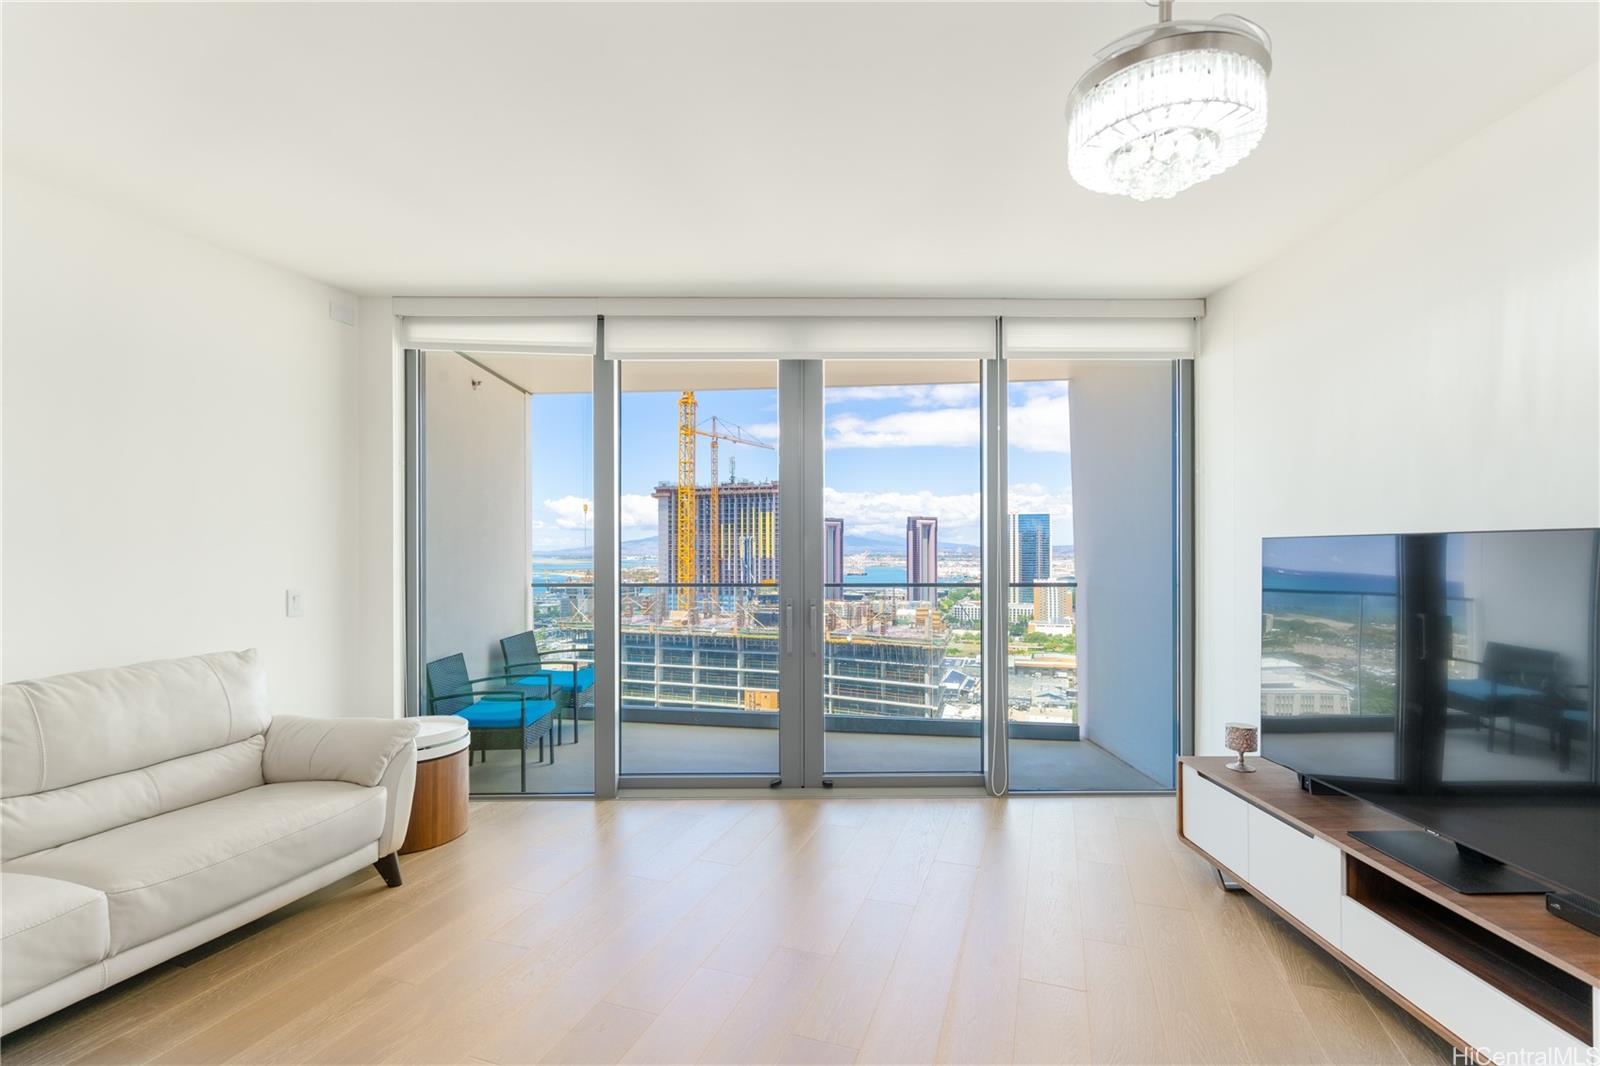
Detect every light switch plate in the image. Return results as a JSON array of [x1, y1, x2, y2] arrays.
[[285, 590, 305, 617]]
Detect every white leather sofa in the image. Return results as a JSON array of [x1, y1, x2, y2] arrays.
[[0, 650, 419, 1035]]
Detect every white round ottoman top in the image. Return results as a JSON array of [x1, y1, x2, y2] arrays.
[[415, 715, 470, 761]]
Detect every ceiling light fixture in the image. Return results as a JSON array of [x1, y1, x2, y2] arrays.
[[1066, 0, 1272, 201]]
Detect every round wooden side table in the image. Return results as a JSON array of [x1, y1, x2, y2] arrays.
[[400, 715, 470, 854]]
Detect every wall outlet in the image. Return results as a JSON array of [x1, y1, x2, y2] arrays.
[[285, 590, 305, 618]]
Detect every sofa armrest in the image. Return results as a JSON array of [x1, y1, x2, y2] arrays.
[[373, 741, 418, 857], [263, 716, 420, 856]]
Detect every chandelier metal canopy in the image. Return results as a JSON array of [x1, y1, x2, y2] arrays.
[[1067, 1, 1272, 201]]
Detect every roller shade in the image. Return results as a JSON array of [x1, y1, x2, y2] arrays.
[[604, 316, 995, 359], [400, 316, 597, 355], [1003, 316, 1195, 358]]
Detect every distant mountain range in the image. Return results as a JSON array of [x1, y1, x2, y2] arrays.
[[843, 531, 980, 553], [541, 536, 657, 560], [620, 535, 659, 557]]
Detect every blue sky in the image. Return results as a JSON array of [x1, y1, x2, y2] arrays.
[[1263, 535, 1397, 576], [529, 377, 1074, 554]]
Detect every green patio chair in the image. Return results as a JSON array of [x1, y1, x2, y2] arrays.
[[425, 653, 556, 793]]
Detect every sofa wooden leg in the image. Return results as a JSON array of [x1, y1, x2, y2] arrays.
[[374, 853, 403, 888]]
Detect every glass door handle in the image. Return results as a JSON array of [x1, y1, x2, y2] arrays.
[[783, 601, 794, 655], [808, 600, 819, 656]]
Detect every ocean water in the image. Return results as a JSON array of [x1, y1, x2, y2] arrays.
[[1262, 568, 1396, 623], [846, 565, 907, 585]]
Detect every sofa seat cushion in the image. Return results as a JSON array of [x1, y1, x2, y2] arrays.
[[0, 873, 110, 1003], [5, 781, 384, 955]]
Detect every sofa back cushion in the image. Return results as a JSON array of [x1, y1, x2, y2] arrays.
[[0, 651, 271, 858], [1, 650, 269, 798], [1, 738, 266, 861]]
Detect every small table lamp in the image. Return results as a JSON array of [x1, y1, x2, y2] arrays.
[[1224, 722, 1259, 773]]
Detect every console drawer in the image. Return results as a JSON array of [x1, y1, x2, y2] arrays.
[[1180, 764, 1249, 877], [1341, 897, 1591, 1055], [1247, 804, 1342, 944]]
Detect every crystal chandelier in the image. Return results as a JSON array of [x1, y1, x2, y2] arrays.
[[1067, 1, 1272, 201]]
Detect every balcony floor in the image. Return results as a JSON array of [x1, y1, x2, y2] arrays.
[[465, 720, 1165, 794]]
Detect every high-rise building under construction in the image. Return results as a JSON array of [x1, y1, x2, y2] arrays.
[[654, 480, 780, 584]]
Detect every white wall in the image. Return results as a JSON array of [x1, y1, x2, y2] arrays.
[[1069, 361, 1177, 785], [2, 173, 366, 715], [355, 295, 406, 717], [422, 352, 530, 682], [1195, 65, 1600, 753]]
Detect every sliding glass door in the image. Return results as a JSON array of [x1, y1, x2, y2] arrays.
[[608, 345, 994, 787], [408, 306, 1192, 795], [616, 359, 786, 778], [817, 359, 985, 778]]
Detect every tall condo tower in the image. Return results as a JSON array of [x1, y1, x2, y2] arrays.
[[905, 516, 939, 603], [1008, 513, 1052, 604], [824, 518, 845, 590]]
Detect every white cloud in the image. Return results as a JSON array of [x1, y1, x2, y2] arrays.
[[736, 388, 988, 452], [822, 488, 981, 538], [820, 486, 1073, 544], [621, 493, 659, 533], [826, 407, 980, 449], [1007, 386, 1071, 454], [817, 383, 1067, 453], [1007, 482, 1074, 534], [543, 493, 659, 537], [828, 383, 979, 408], [544, 495, 593, 530]]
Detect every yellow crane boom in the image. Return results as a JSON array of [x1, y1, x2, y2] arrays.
[[676, 393, 774, 613], [676, 391, 697, 611]]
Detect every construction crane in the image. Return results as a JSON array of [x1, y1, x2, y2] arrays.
[[675, 391, 775, 611]]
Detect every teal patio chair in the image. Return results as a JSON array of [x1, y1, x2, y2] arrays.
[[425, 653, 556, 793], [500, 630, 594, 745]]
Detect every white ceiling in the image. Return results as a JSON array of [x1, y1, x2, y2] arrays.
[[4, 3, 1594, 298]]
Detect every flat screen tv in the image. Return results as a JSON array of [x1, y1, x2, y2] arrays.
[[1259, 529, 1600, 927]]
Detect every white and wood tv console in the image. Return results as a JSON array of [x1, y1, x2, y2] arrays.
[[1178, 756, 1600, 1059]]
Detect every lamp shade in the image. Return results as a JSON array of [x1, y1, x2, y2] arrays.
[[1067, 15, 1272, 201], [1224, 722, 1259, 754]]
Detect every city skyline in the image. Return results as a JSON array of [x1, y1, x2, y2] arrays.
[[527, 379, 1075, 554]]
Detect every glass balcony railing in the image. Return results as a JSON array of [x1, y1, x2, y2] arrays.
[[529, 577, 1097, 742], [823, 581, 980, 733], [1005, 579, 1079, 737], [619, 583, 783, 722]]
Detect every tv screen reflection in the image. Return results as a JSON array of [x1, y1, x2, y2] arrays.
[[1261, 530, 1598, 793]]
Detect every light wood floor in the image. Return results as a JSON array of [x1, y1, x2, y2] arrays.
[[3, 794, 1453, 1065]]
